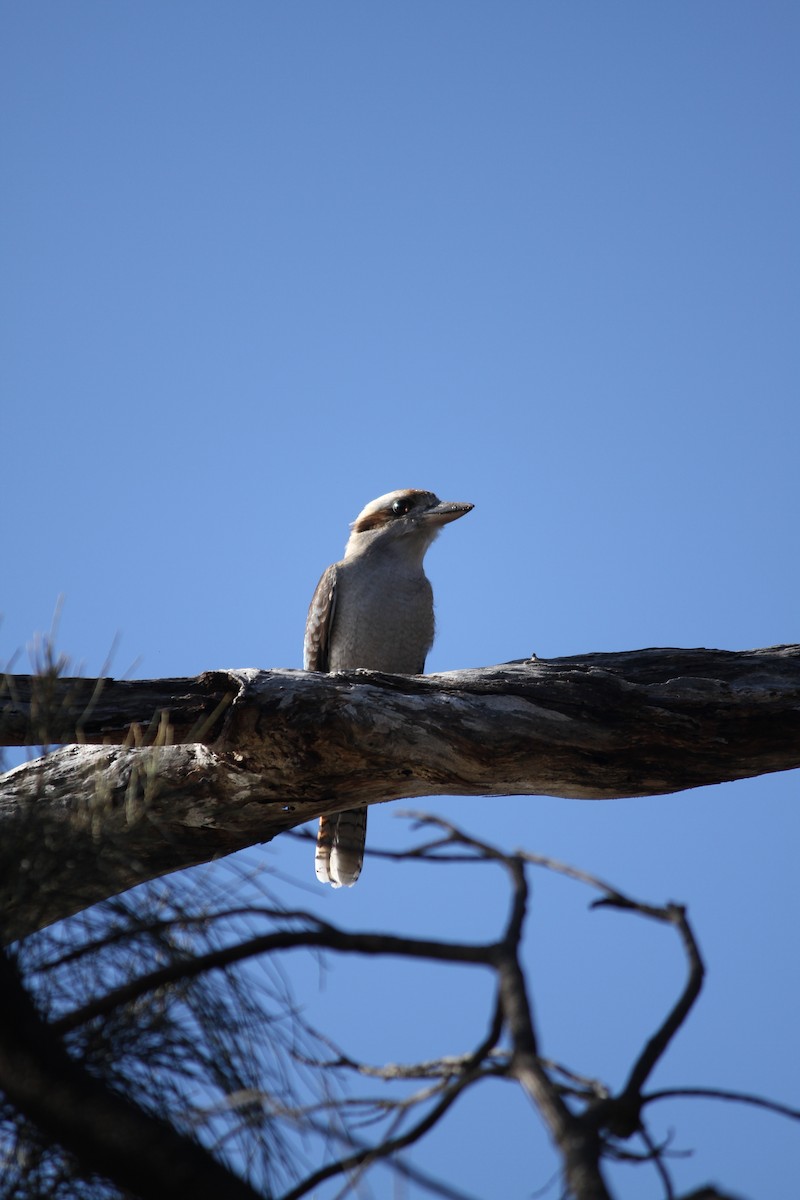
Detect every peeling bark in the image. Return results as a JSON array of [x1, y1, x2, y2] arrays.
[[2, 645, 798, 939]]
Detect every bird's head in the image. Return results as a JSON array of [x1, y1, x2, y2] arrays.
[[344, 489, 473, 561]]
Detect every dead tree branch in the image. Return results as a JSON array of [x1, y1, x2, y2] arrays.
[[1, 645, 799, 939], [11, 817, 739, 1200]]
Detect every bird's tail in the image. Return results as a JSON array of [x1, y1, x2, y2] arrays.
[[315, 808, 367, 887]]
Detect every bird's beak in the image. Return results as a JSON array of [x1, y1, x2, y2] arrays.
[[422, 501, 474, 526]]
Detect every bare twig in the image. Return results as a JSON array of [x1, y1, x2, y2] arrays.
[[644, 1087, 800, 1123], [282, 999, 503, 1200]]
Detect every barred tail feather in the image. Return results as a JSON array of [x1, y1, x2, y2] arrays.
[[315, 809, 367, 887]]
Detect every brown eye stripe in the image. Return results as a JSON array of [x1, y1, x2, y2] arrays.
[[351, 508, 395, 533], [350, 490, 439, 534]]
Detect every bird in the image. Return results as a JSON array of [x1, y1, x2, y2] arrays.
[[304, 488, 474, 887]]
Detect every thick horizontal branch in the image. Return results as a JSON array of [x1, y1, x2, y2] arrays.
[[2, 645, 799, 938], [0, 670, 236, 747]]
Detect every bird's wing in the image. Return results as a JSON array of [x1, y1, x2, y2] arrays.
[[305, 563, 368, 886], [305, 563, 366, 886], [304, 563, 338, 672]]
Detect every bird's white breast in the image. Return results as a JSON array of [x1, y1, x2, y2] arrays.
[[328, 559, 434, 673]]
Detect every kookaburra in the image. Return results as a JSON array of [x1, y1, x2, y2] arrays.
[[304, 488, 474, 887]]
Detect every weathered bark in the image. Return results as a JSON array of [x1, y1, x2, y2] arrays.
[[2, 645, 799, 940]]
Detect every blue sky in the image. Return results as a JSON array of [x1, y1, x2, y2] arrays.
[[2, 3, 798, 1197]]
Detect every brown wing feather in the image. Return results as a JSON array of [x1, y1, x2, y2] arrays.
[[304, 563, 338, 672], [305, 562, 368, 886]]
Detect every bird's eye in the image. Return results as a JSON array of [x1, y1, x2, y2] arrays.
[[392, 498, 413, 516]]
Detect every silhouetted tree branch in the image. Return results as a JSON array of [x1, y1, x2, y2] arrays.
[[4, 816, 790, 1200], [0, 946, 262, 1200]]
